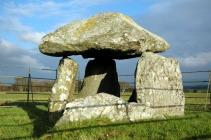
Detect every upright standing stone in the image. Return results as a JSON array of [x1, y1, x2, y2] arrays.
[[80, 58, 120, 97], [49, 57, 78, 122], [135, 52, 184, 116]]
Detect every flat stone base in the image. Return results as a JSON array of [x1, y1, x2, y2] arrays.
[[56, 93, 184, 126]]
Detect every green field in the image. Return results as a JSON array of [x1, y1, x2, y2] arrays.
[[0, 92, 211, 139]]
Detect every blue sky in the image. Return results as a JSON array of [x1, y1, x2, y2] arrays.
[[0, 0, 211, 82]]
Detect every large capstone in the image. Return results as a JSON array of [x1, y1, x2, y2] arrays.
[[49, 57, 78, 121], [56, 93, 161, 125], [39, 12, 169, 59], [134, 52, 184, 116], [79, 58, 120, 97]]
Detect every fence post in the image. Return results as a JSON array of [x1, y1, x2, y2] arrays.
[[78, 70, 80, 94], [209, 71, 211, 110], [27, 66, 33, 103], [55, 69, 58, 79], [31, 69, 33, 102], [205, 71, 211, 110], [27, 67, 30, 103]]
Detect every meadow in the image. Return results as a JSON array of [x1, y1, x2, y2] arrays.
[[0, 92, 211, 140]]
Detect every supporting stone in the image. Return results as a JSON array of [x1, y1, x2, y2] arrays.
[[80, 58, 120, 97], [134, 52, 184, 116], [49, 57, 78, 122], [128, 67, 137, 103], [128, 89, 137, 102]]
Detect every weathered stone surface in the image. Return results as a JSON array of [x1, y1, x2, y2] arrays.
[[39, 13, 169, 59], [135, 52, 184, 116], [56, 93, 161, 125], [49, 57, 78, 121], [79, 58, 120, 97]]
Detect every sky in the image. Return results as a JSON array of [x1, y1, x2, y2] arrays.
[[0, 0, 211, 83]]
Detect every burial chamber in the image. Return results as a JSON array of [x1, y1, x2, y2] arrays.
[[39, 12, 184, 124]]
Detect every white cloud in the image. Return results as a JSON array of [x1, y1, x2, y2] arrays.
[[0, 0, 114, 45], [3, 1, 64, 17], [0, 39, 15, 54], [0, 18, 30, 33], [140, 0, 211, 70], [0, 17, 45, 44], [0, 39, 47, 69], [70, 0, 112, 7], [20, 31, 45, 44], [179, 52, 211, 67], [3, 0, 112, 18], [12, 55, 44, 68]]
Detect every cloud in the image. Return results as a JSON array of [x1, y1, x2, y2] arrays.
[[0, 17, 45, 44], [0, 0, 114, 45], [139, 0, 211, 69], [179, 52, 211, 67], [70, 0, 113, 7], [20, 31, 45, 44], [0, 18, 29, 32], [0, 39, 46, 68], [2, 0, 112, 18], [3, 1, 64, 17]]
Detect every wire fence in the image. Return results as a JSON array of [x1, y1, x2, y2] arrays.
[[0, 64, 210, 111]]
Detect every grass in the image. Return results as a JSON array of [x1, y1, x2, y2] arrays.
[[0, 92, 50, 104], [51, 113, 211, 140], [0, 102, 50, 140], [0, 92, 211, 139], [185, 93, 210, 104]]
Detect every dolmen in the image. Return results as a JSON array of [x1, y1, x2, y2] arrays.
[[39, 13, 184, 125]]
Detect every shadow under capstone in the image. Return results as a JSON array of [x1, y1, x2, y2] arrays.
[[80, 58, 120, 97]]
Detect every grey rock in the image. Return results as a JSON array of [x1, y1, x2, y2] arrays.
[[79, 58, 120, 97], [57, 93, 127, 124], [134, 52, 185, 116], [127, 103, 159, 122], [56, 93, 162, 125], [49, 57, 78, 121], [39, 12, 169, 59]]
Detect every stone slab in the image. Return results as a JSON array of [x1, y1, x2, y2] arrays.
[[39, 13, 169, 59]]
